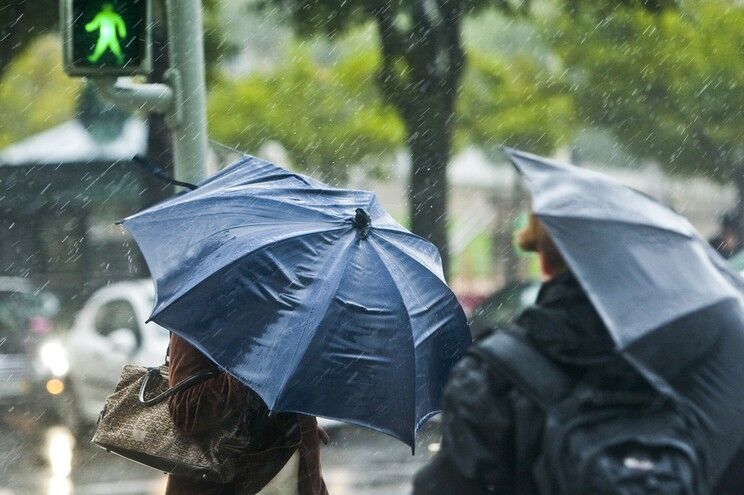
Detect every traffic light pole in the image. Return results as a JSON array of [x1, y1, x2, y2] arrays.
[[164, 0, 209, 185], [90, 0, 209, 184]]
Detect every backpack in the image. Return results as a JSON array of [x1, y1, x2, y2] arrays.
[[470, 332, 706, 495]]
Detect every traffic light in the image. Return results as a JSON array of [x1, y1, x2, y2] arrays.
[[62, 0, 152, 77]]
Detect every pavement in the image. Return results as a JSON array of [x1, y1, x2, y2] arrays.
[[0, 412, 440, 495]]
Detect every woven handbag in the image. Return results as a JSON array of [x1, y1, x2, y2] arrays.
[[91, 364, 252, 482]]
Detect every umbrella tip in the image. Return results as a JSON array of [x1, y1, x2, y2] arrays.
[[351, 208, 372, 239]]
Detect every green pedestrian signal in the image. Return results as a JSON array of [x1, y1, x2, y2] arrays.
[[62, 0, 152, 77], [85, 3, 127, 64]]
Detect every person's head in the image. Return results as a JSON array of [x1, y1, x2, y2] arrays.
[[516, 214, 568, 280]]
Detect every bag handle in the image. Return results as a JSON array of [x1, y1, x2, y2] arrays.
[[139, 367, 217, 406], [468, 331, 572, 411]]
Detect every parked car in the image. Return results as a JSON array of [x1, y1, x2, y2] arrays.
[[65, 279, 169, 434], [468, 280, 540, 341], [0, 277, 63, 421], [64, 279, 350, 434]]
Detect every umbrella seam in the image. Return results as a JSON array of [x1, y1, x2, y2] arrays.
[[368, 239, 419, 445], [126, 187, 369, 227], [372, 225, 441, 250], [270, 233, 359, 411], [371, 233, 456, 301], [370, 229, 446, 281], [124, 156, 325, 217], [618, 295, 742, 351], [536, 213, 695, 240], [147, 225, 351, 321]]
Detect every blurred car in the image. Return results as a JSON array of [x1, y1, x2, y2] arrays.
[[468, 280, 540, 341], [0, 277, 63, 420], [65, 279, 169, 433]]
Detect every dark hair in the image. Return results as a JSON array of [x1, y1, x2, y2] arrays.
[[721, 211, 740, 230]]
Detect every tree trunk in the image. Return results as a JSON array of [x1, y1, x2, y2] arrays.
[[369, 1, 465, 276], [406, 101, 454, 273]]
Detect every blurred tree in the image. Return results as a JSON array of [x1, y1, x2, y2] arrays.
[[257, 1, 538, 271], [0, 36, 81, 148], [457, 51, 575, 283], [0, 1, 56, 78], [458, 52, 575, 155], [208, 48, 404, 183], [259, 0, 670, 271], [554, 0, 744, 223]]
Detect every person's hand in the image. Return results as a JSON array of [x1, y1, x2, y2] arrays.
[[318, 426, 330, 445]]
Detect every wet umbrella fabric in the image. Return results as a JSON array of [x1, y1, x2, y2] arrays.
[[505, 148, 744, 482], [120, 155, 470, 448]]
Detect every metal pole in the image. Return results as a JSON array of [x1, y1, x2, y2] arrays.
[[165, 0, 209, 184], [87, 0, 209, 185], [90, 78, 173, 113]]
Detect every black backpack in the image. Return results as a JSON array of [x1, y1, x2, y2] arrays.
[[470, 332, 705, 495]]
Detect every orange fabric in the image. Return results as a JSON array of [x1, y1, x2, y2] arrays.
[[165, 334, 328, 495]]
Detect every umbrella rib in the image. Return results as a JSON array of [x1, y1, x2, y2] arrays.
[[148, 225, 351, 321], [173, 220, 338, 253], [617, 294, 742, 351], [536, 213, 694, 240], [372, 225, 435, 244], [369, 227, 445, 278], [271, 233, 359, 410], [129, 187, 357, 226], [223, 188, 367, 221], [367, 239, 417, 436], [371, 233, 456, 306], [376, 239, 459, 349]]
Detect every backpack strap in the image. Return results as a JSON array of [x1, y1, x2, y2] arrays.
[[468, 331, 572, 411]]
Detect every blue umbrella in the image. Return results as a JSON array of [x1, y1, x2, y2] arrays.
[[505, 148, 744, 484], [120, 155, 470, 448]]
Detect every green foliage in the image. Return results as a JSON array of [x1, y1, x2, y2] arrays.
[[208, 47, 404, 182], [458, 52, 575, 154], [0, 36, 82, 148], [256, 0, 517, 268], [0, 1, 58, 77], [553, 0, 744, 182], [452, 230, 493, 278], [202, 0, 238, 83]]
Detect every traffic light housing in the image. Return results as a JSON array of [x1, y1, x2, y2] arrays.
[[62, 0, 152, 77]]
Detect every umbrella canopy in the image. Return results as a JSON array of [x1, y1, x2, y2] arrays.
[[504, 148, 744, 482], [120, 155, 470, 448]]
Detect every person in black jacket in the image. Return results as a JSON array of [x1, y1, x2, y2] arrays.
[[413, 214, 647, 494]]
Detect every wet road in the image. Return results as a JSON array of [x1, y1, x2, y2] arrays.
[[0, 414, 440, 495]]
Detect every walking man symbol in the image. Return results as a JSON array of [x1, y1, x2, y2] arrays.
[[85, 3, 127, 64]]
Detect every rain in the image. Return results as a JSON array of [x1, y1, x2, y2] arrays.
[[1, 0, 743, 494]]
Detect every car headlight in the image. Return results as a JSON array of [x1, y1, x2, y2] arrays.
[[39, 341, 70, 378]]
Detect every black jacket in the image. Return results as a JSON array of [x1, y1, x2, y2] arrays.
[[413, 272, 645, 495]]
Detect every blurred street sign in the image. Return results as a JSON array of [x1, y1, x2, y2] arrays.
[[62, 0, 152, 76]]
